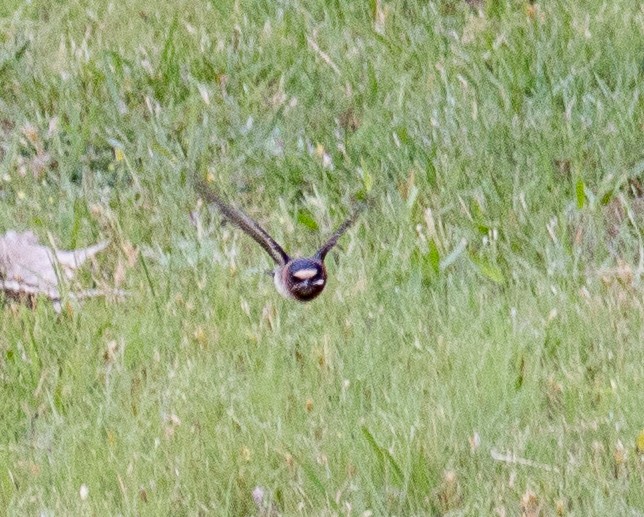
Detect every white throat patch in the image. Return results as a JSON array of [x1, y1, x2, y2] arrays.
[[274, 271, 293, 299]]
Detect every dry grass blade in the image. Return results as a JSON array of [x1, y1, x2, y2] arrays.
[[490, 449, 560, 473]]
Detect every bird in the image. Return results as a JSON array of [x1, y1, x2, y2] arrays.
[[196, 179, 363, 302]]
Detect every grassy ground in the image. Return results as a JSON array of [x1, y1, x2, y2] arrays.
[[1, 0, 643, 514]]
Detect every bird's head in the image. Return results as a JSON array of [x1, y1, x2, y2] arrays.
[[274, 257, 327, 302]]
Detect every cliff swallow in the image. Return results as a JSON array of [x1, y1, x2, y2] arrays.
[[196, 180, 362, 302]]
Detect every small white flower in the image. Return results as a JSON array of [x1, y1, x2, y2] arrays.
[[252, 486, 265, 506]]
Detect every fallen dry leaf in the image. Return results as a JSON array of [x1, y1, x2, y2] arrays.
[[373, 0, 386, 35], [613, 440, 627, 479], [436, 470, 462, 512], [113, 258, 127, 289], [0, 230, 126, 311], [520, 489, 541, 517]]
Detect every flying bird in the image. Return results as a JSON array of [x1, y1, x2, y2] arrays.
[[196, 180, 363, 302]]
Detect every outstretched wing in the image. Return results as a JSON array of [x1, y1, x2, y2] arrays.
[[314, 202, 365, 262], [196, 179, 290, 266]]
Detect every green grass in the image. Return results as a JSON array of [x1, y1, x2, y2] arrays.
[[1, 0, 643, 514]]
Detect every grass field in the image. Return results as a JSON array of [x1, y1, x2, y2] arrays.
[[1, 0, 643, 514]]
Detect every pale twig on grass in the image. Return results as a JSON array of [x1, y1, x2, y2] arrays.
[[306, 36, 340, 76], [0, 279, 127, 300], [490, 449, 560, 473]]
